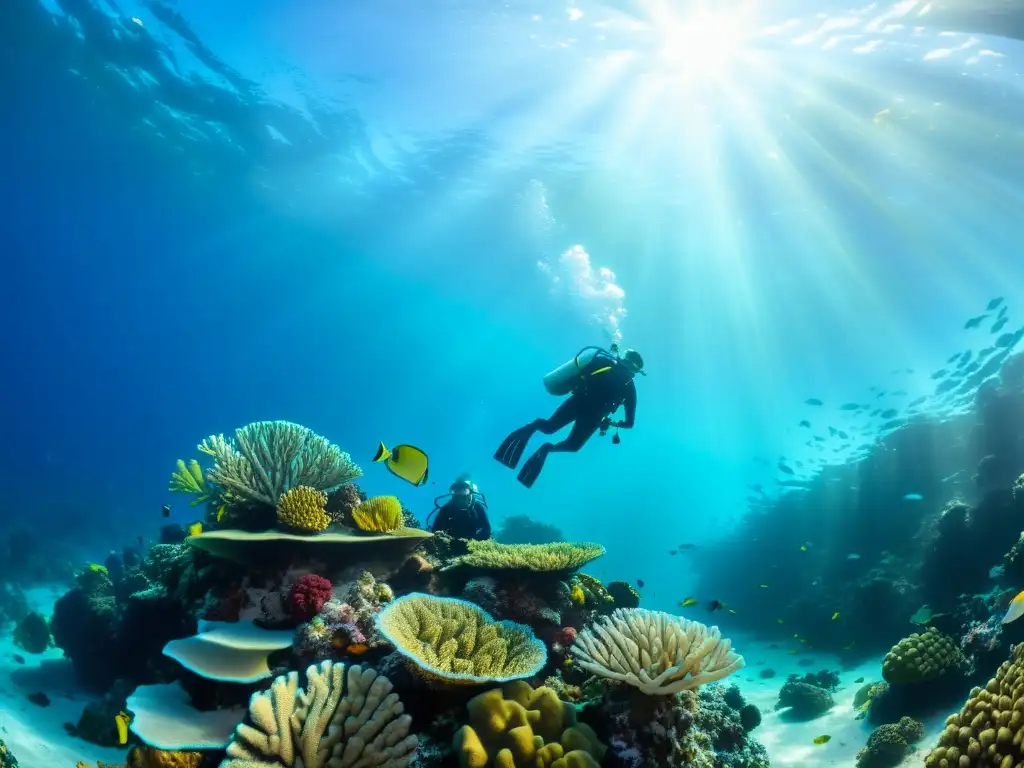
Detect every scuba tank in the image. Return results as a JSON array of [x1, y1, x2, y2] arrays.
[[542, 345, 619, 396]]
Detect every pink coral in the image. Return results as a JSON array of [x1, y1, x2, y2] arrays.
[[288, 575, 333, 621]]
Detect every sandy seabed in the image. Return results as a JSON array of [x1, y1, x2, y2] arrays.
[[0, 592, 951, 768]]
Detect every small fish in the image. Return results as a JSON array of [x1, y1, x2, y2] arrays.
[[799, 420, 811, 428], [373, 442, 429, 486], [668, 549, 678, 556], [187, 522, 203, 537], [800, 545, 809, 552], [708, 600, 723, 613], [847, 553, 861, 560], [964, 314, 989, 330], [854, 677, 865, 683], [28, 691, 50, 707], [216, 504, 227, 523], [800, 638, 808, 644], [903, 493, 923, 501], [136, 535, 144, 547], [831, 611, 840, 620], [162, 504, 171, 518], [768, 643, 779, 649], [114, 711, 130, 745], [787, 649, 798, 655], [793, 634, 799, 638], [805, 398, 823, 406], [987, 297, 1004, 311], [636, 579, 645, 588], [727, 609, 737, 614], [678, 543, 697, 550], [839, 403, 860, 411], [680, 597, 699, 608], [813, 735, 831, 745], [759, 584, 770, 589], [776, 618, 784, 624], [1002, 589, 1024, 624], [778, 463, 795, 475], [11, 654, 24, 665]]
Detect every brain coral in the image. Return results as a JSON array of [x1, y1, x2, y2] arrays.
[[276, 486, 330, 533], [352, 496, 403, 533], [925, 642, 1024, 768], [375, 593, 547, 685], [444, 540, 605, 572], [882, 626, 961, 685], [453, 681, 607, 767]]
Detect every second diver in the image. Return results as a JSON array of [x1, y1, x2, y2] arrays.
[[494, 345, 643, 488]]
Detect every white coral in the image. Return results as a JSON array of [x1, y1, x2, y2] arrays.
[[220, 661, 417, 768], [570, 608, 744, 695]]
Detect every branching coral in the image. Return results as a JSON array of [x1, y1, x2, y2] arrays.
[[352, 496, 403, 533], [276, 487, 330, 533], [882, 626, 961, 684], [169, 459, 211, 506], [202, 421, 361, 508], [375, 594, 547, 685], [444, 540, 605, 573], [453, 681, 607, 767], [221, 660, 417, 767], [570, 608, 743, 695]]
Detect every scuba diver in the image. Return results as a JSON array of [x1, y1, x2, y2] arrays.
[[495, 344, 644, 488], [427, 474, 491, 540]]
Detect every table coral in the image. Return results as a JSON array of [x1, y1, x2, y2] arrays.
[[444, 540, 605, 573], [375, 593, 547, 685], [453, 681, 607, 767]]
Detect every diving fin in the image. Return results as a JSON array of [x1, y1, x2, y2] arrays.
[[517, 444, 552, 489], [494, 425, 535, 470]]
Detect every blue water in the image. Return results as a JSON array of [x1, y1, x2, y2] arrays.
[[3, 0, 1024, 613]]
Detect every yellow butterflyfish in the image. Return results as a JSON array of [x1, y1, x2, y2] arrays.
[[373, 442, 429, 486], [188, 522, 203, 537], [114, 711, 130, 745]]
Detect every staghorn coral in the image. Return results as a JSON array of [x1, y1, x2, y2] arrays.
[[881, 626, 961, 685], [201, 421, 361, 509], [169, 459, 212, 506], [375, 593, 547, 685], [444, 540, 605, 573], [857, 717, 924, 768], [352, 496, 404, 533], [453, 680, 607, 767], [925, 641, 1024, 767], [570, 608, 743, 695], [276, 486, 330, 534], [221, 660, 417, 767]]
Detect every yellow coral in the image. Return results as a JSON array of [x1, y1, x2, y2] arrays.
[[445, 540, 606, 573], [882, 626, 960, 685], [168, 458, 210, 506], [570, 585, 585, 606], [925, 643, 1024, 767], [375, 594, 547, 684], [276, 486, 330, 533], [127, 746, 201, 768], [453, 681, 607, 767], [352, 495, 404, 532]]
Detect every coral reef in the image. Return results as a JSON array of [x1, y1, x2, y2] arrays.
[[13, 611, 51, 653], [126, 746, 202, 768], [882, 626, 961, 684], [857, 717, 924, 768], [352, 496, 404, 533], [774, 680, 834, 720], [925, 641, 1024, 767], [0, 739, 17, 768], [202, 421, 361, 512], [276, 486, 331, 533], [375, 593, 547, 684], [570, 608, 744, 694], [168, 458, 211, 507], [853, 681, 888, 718], [221, 660, 417, 767], [605, 581, 641, 609], [444, 540, 605, 573], [453, 681, 607, 767], [288, 574, 333, 621]]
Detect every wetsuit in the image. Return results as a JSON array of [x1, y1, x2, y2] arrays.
[[430, 501, 491, 540]]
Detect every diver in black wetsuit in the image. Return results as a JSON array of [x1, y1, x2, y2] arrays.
[[495, 346, 644, 488], [428, 475, 491, 540]]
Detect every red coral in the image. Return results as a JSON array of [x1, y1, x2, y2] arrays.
[[557, 626, 577, 646], [288, 575, 333, 621]]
